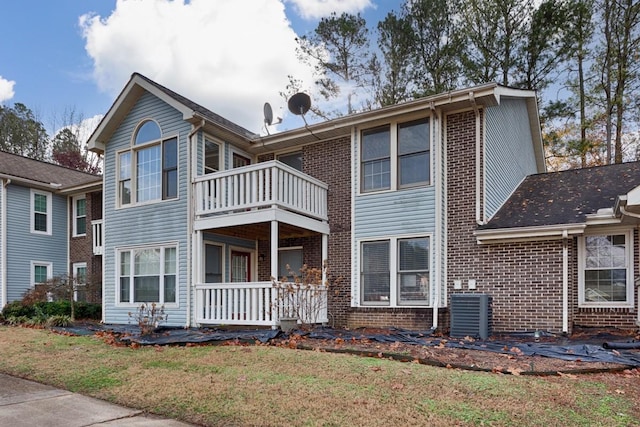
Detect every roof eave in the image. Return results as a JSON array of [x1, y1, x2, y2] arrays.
[[474, 223, 587, 244]]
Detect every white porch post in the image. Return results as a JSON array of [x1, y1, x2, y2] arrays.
[[322, 233, 328, 284], [270, 220, 279, 327]]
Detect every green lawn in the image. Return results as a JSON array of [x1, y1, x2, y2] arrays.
[[0, 326, 638, 426]]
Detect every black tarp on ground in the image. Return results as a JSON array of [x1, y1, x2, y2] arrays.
[[53, 324, 640, 367]]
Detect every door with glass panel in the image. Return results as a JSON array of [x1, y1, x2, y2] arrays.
[[231, 251, 251, 282]]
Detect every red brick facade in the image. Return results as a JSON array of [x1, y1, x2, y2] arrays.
[[68, 190, 102, 302], [446, 109, 639, 333]]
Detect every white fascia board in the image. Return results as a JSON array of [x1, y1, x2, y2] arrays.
[[474, 223, 586, 244]]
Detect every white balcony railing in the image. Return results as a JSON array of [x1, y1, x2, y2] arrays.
[[193, 161, 328, 221], [195, 281, 328, 327], [91, 219, 103, 255]]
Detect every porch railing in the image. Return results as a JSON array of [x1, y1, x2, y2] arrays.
[[91, 219, 103, 255], [195, 281, 328, 326], [193, 160, 328, 221]]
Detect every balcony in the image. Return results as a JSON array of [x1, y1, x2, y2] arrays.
[[195, 281, 328, 327], [91, 219, 103, 255], [193, 161, 328, 226]]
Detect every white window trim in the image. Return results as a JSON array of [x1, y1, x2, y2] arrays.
[[31, 261, 52, 287], [356, 234, 432, 308], [115, 119, 179, 208], [115, 242, 179, 307], [358, 115, 432, 195], [30, 189, 52, 235], [229, 147, 252, 169], [578, 228, 635, 308], [72, 195, 86, 237], [229, 245, 257, 282], [73, 262, 87, 302], [202, 241, 225, 284], [203, 136, 222, 175]]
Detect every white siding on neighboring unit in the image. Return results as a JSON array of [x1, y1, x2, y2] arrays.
[[484, 98, 538, 219]]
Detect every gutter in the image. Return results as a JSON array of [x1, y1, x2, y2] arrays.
[[0, 173, 62, 192], [474, 223, 586, 244]]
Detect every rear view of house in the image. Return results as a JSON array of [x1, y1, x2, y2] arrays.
[[0, 152, 102, 307]]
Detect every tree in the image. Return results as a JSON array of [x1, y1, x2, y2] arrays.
[[404, 0, 463, 96], [461, 0, 534, 86], [0, 103, 49, 160], [297, 12, 371, 115], [374, 11, 415, 106], [50, 108, 101, 174]]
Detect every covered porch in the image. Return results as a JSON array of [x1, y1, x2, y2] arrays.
[[192, 161, 330, 327]]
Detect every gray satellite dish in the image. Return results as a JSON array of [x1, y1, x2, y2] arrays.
[[288, 92, 311, 116], [263, 102, 273, 126]]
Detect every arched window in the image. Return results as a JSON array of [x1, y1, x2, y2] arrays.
[[134, 120, 161, 145], [118, 119, 178, 205]]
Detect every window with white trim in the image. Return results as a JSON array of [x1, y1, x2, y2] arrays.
[[118, 245, 177, 304], [31, 190, 52, 235], [579, 231, 634, 306], [278, 247, 303, 281], [32, 261, 52, 287], [203, 138, 221, 174], [360, 236, 430, 306], [277, 151, 303, 172], [118, 120, 178, 206], [73, 262, 87, 302], [360, 118, 430, 192], [72, 196, 86, 237]]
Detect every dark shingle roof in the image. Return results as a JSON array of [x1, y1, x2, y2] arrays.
[[480, 161, 640, 230], [134, 73, 258, 140], [0, 151, 101, 190]]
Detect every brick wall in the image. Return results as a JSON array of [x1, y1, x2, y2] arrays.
[[69, 190, 102, 302]]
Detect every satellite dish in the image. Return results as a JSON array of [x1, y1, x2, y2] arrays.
[[287, 92, 311, 116], [263, 102, 273, 126]]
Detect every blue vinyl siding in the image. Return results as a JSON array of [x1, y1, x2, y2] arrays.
[[484, 99, 538, 219], [102, 91, 190, 326], [5, 184, 68, 302], [354, 187, 435, 239]]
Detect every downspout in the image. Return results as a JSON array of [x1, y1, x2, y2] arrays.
[[186, 119, 205, 327], [562, 230, 569, 334], [432, 104, 441, 330], [469, 92, 483, 225], [1, 179, 9, 309]]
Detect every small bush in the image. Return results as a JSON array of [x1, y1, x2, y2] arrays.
[[75, 302, 101, 320], [2, 301, 34, 318], [47, 315, 73, 327]]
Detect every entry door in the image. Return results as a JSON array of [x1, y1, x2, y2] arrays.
[[232, 153, 250, 168], [231, 251, 251, 282]]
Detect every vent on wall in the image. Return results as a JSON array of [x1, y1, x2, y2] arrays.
[[450, 294, 492, 340]]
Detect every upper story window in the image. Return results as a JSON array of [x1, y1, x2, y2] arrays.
[[72, 195, 86, 237], [360, 118, 430, 193], [278, 151, 303, 171], [578, 231, 634, 307], [31, 189, 52, 235], [118, 120, 178, 206], [204, 138, 221, 174]]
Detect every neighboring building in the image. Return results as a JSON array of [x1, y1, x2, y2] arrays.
[[87, 72, 639, 334], [0, 152, 102, 308]]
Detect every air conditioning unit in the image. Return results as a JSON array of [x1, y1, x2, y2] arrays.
[[450, 293, 492, 340]]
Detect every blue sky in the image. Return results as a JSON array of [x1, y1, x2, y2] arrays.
[[0, 0, 402, 137]]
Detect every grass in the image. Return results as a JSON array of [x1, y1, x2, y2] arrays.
[[0, 325, 638, 426]]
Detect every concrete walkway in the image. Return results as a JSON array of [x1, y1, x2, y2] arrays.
[[0, 373, 195, 426]]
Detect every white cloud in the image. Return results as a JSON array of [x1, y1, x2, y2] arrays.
[[285, 0, 374, 20], [0, 76, 15, 104], [79, 0, 320, 133]]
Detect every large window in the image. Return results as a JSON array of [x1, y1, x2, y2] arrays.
[[118, 245, 177, 304], [579, 231, 633, 306], [278, 151, 303, 172], [278, 247, 303, 281], [360, 236, 430, 306], [118, 120, 178, 206], [360, 118, 430, 192], [31, 190, 51, 235], [73, 196, 86, 237]]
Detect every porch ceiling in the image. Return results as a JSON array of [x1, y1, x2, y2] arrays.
[[207, 222, 318, 240]]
